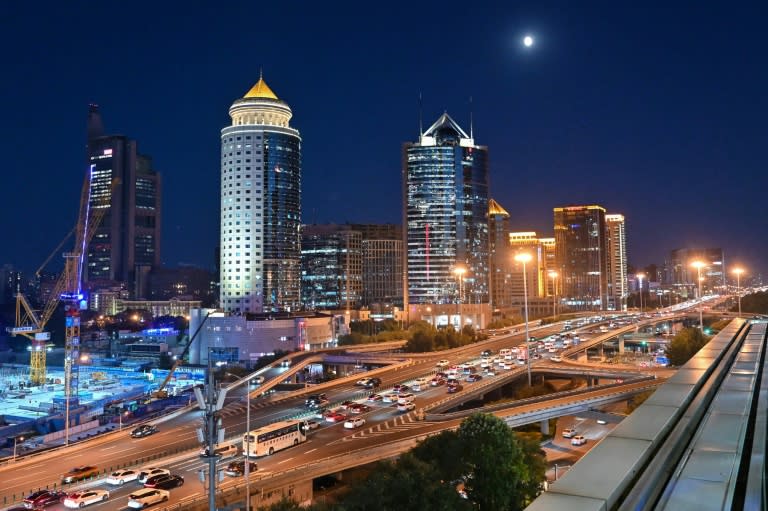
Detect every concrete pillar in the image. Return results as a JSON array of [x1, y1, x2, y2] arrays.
[[619, 335, 625, 354], [540, 419, 550, 435]]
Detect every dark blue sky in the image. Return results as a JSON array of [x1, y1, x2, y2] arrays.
[[2, 2, 766, 278]]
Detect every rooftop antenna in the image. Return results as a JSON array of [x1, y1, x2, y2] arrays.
[[418, 92, 423, 137], [259, 66, 263, 80], [469, 95, 474, 139]]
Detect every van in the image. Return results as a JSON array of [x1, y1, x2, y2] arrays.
[[499, 348, 512, 360], [200, 443, 239, 459]]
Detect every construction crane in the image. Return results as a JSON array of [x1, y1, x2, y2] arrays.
[[10, 167, 115, 386], [152, 310, 214, 399]]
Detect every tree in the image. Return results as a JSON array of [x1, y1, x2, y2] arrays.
[[405, 330, 434, 352], [665, 327, 709, 366], [734, 290, 768, 314]]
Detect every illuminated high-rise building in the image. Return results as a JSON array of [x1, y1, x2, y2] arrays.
[[553, 205, 608, 308], [85, 105, 162, 297], [220, 76, 301, 313], [488, 199, 512, 309], [605, 214, 628, 311], [403, 113, 490, 313]]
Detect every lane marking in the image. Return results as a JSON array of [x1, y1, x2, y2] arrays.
[[277, 457, 294, 465], [303, 448, 317, 454]]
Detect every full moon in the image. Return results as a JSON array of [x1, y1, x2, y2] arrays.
[[523, 35, 534, 47]]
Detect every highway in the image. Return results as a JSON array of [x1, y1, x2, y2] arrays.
[[0, 313, 671, 509]]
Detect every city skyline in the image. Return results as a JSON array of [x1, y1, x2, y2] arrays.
[[2, 3, 766, 279]]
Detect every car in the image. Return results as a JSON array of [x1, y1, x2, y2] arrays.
[[412, 378, 429, 391], [199, 443, 239, 459], [481, 349, 493, 357], [392, 384, 410, 392], [23, 490, 66, 508], [447, 384, 463, 393], [339, 400, 356, 410], [325, 412, 347, 423], [430, 377, 446, 386], [250, 375, 266, 385], [436, 359, 450, 368], [562, 428, 577, 438], [365, 377, 382, 388], [466, 374, 482, 382], [355, 377, 372, 387], [367, 393, 383, 402], [106, 469, 140, 485], [349, 403, 370, 414], [225, 460, 258, 477], [435, 371, 448, 379], [344, 417, 366, 429], [61, 466, 99, 483], [127, 488, 169, 509], [596, 418, 607, 425], [301, 419, 320, 431], [397, 402, 416, 413], [130, 424, 158, 438], [484, 368, 496, 376], [138, 467, 170, 484], [305, 393, 329, 408], [571, 435, 587, 446], [397, 393, 415, 404], [62, 490, 109, 508], [382, 392, 400, 403], [144, 474, 184, 490]]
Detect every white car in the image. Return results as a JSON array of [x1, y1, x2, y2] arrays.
[[127, 488, 170, 509], [106, 468, 140, 485], [562, 428, 577, 438], [355, 377, 372, 386], [344, 417, 365, 429], [382, 393, 400, 403], [412, 377, 429, 391], [397, 402, 416, 413], [63, 490, 110, 508], [571, 435, 587, 446], [138, 467, 170, 484], [550, 355, 562, 363], [436, 359, 450, 368]]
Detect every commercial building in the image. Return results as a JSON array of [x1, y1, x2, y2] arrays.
[[147, 265, 217, 304], [348, 224, 403, 310], [667, 248, 725, 295], [553, 205, 608, 309], [403, 113, 491, 328], [220, 76, 302, 314], [605, 214, 628, 311], [488, 199, 512, 310], [85, 105, 162, 296], [301, 225, 363, 310]]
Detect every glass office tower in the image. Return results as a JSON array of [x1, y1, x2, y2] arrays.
[[220, 76, 302, 313], [403, 113, 490, 307]]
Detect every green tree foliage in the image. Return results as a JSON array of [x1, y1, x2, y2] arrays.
[[733, 291, 768, 314], [665, 327, 709, 366]]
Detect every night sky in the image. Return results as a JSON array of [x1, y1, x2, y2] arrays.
[[2, 2, 766, 278]]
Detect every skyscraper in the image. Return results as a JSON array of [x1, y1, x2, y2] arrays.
[[85, 105, 162, 296], [488, 199, 512, 310], [220, 76, 301, 313], [403, 113, 490, 318], [301, 225, 363, 310], [605, 214, 628, 311], [668, 248, 725, 294], [553, 205, 608, 308]]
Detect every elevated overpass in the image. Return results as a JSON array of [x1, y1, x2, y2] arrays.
[[526, 318, 767, 511]]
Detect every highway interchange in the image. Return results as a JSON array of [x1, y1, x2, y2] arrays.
[[0, 313, 680, 510]]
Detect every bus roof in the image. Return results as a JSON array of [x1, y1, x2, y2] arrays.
[[246, 419, 302, 434]]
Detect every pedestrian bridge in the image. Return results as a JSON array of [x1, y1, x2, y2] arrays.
[[526, 318, 766, 511]]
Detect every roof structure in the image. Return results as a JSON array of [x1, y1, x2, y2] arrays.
[[244, 77, 278, 100], [423, 112, 470, 139], [488, 198, 510, 217]]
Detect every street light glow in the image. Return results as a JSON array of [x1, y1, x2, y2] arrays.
[[514, 252, 533, 263], [523, 35, 534, 47]]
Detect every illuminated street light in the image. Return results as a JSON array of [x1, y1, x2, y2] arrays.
[[691, 261, 705, 331], [514, 253, 533, 386], [732, 267, 745, 316], [13, 435, 24, 461], [548, 271, 558, 318], [636, 273, 645, 312]]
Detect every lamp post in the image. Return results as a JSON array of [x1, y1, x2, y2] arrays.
[[636, 273, 645, 312], [515, 253, 533, 387], [245, 377, 252, 511], [733, 268, 744, 316], [13, 436, 24, 461], [548, 271, 558, 318], [453, 267, 466, 331], [691, 261, 705, 331]]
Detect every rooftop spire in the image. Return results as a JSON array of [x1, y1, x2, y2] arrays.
[[244, 74, 278, 100]]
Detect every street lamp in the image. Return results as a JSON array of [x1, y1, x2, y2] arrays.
[[514, 253, 533, 387], [453, 267, 466, 331], [548, 271, 558, 318], [636, 273, 645, 313], [13, 435, 24, 461], [691, 261, 705, 331], [733, 267, 745, 316]]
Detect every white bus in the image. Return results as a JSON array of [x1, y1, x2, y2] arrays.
[[243, 419, 307, 457]]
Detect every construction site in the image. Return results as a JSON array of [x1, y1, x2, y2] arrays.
[[0, 165, 201, 459]]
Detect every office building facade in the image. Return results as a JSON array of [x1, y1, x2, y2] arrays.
[[488, 199, 512, 310], [668, 248, 725, 294], [301, 225, 363, 310], [220, 76, 302, 314], [553, 205, 608, 308], [85, 105, 162, 296], [605, 214, 628, 311], [403, 113, 490, 308]]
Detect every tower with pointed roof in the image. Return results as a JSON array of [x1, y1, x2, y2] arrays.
[[220, 76, 302, 313], [402, 112, 490, 327]]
